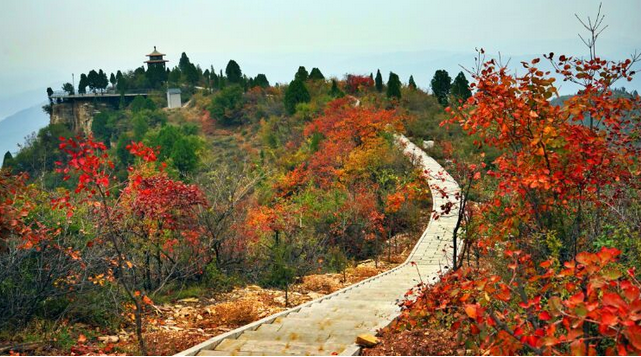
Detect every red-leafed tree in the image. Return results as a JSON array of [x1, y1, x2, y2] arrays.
[[399, 9, 641, 355], [54, 136, 207, 355], [345, 75, 374, 94]]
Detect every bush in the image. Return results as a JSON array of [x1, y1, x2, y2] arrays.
[[204, 264, 239, 293], [209, 85, 244, 125]]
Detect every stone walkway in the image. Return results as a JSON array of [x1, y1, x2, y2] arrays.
[[177, 135, 460, 356]]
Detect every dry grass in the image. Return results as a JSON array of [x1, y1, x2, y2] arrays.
[[210, 299, 260, 326], [299, 274, 340, 294], [347, 265, 379, 279]]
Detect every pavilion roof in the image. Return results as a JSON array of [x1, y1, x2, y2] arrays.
[[146, 46, 166, 57]]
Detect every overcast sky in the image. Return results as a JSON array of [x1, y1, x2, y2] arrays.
[[1, 0, 640, 99]]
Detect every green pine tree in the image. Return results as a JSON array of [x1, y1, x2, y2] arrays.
[[375, 69, 383, 92], [225, 60, 243, 84], [171, 137, 199, 175], [253, 74, 270, 88], [386, 72, 402, 99], [308, 68, 325, 80], [431, 69, 452, 106], [294, 66, 309, 81], [284, 79, 311, 114], [408, 75, 417, 90], [451, 71, 472, 102], [209, 85, 244, 125], [264, 232, 297, 307], [78, 74, 88, 95], [329, 79, 344, 98], [2, 151, 14, 170]]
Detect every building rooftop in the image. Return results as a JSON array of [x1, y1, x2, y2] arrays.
[[167, 88, 182, 94], [146, 46, 166, 57]]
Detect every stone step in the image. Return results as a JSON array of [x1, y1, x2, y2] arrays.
[[215, 339, 348, 356]]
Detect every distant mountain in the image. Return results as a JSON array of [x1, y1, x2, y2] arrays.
[[0, 87, 50, 120], [0, 103, 49, 156]]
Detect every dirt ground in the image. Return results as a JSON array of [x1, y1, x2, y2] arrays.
[[361, 327, 460, 356]]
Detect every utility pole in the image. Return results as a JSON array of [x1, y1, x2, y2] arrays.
[[72, 73, 75, 95]]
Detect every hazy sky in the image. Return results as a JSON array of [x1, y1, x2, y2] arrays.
[[1, 0, 640, 99]]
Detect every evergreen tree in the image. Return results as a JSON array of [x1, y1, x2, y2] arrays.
[[386, 72, 402, 99], [329, 79, 344, 98], [171, 137, 199, 175], [225, 60, 243, 84], [209, 85, 244, 125], [431, 69, 452, 106], [284, 79, 311, 114], [308, 68, 325, 80], [183, 64, 199, 86], [369, 73, 374, 82], [219, 70, 225, 88], [87, 70, 98, 93], [203, 69, 210, 89], [62, 83, 75, 95], [2, 151, 14, 170], [92, 112, 113, 144], [408, 75, 417, 90], [132, 114, 149, 141], [375, 69, 383, 92], [78, 74, 88, 95], [264, 233, 297, 306], [109, 73, 116, 89], [294, 66, 309, 81], [450, 71, 472, 102], [253, 74, 270, 88], [168, 67, 181, 84], [178, 52, 192, 72], [46, 87, 54, 98], [98, 69, 109, 93]]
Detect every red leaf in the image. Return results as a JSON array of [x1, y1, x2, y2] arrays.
[[464, 304, 479, 319]]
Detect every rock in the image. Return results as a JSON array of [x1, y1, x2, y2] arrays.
[[423, 140, 435, 149], [98, 335, 119, 343], [177, 297, 199, 303], [356, 334, 379, 347]]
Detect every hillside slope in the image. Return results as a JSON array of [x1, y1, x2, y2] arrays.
[[0, 103, 49, 156]]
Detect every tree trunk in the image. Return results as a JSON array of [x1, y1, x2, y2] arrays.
[[134, 300, 147, 355]]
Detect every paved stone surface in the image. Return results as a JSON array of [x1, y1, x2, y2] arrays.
[[176, 135, 460, 356]]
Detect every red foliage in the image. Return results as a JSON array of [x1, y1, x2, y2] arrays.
[[414, 50, 641, 355], [395, 248, 641, 355], [277, 98, 404, 192], [0, 171, 48, 250], [445, 52, 641, 248], [345, 75, 374, 94]]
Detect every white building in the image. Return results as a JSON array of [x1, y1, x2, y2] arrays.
[[167, 88, 182, 109]]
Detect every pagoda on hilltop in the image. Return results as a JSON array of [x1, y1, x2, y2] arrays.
[[145, 46, 168, 70]]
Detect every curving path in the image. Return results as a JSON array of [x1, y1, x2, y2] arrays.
[[177, 135, 460, 356]]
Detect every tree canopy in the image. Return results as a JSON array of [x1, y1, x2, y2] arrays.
[[308, 67, 325, 80], [375, 69, 383, 92], [294, 66, 309, 82], [225, 60, 243, 84], [386, 72, 402, 99], [450, 71, 472, 102], [284, 79, 311, 114], [431, 69, 452, 106]]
